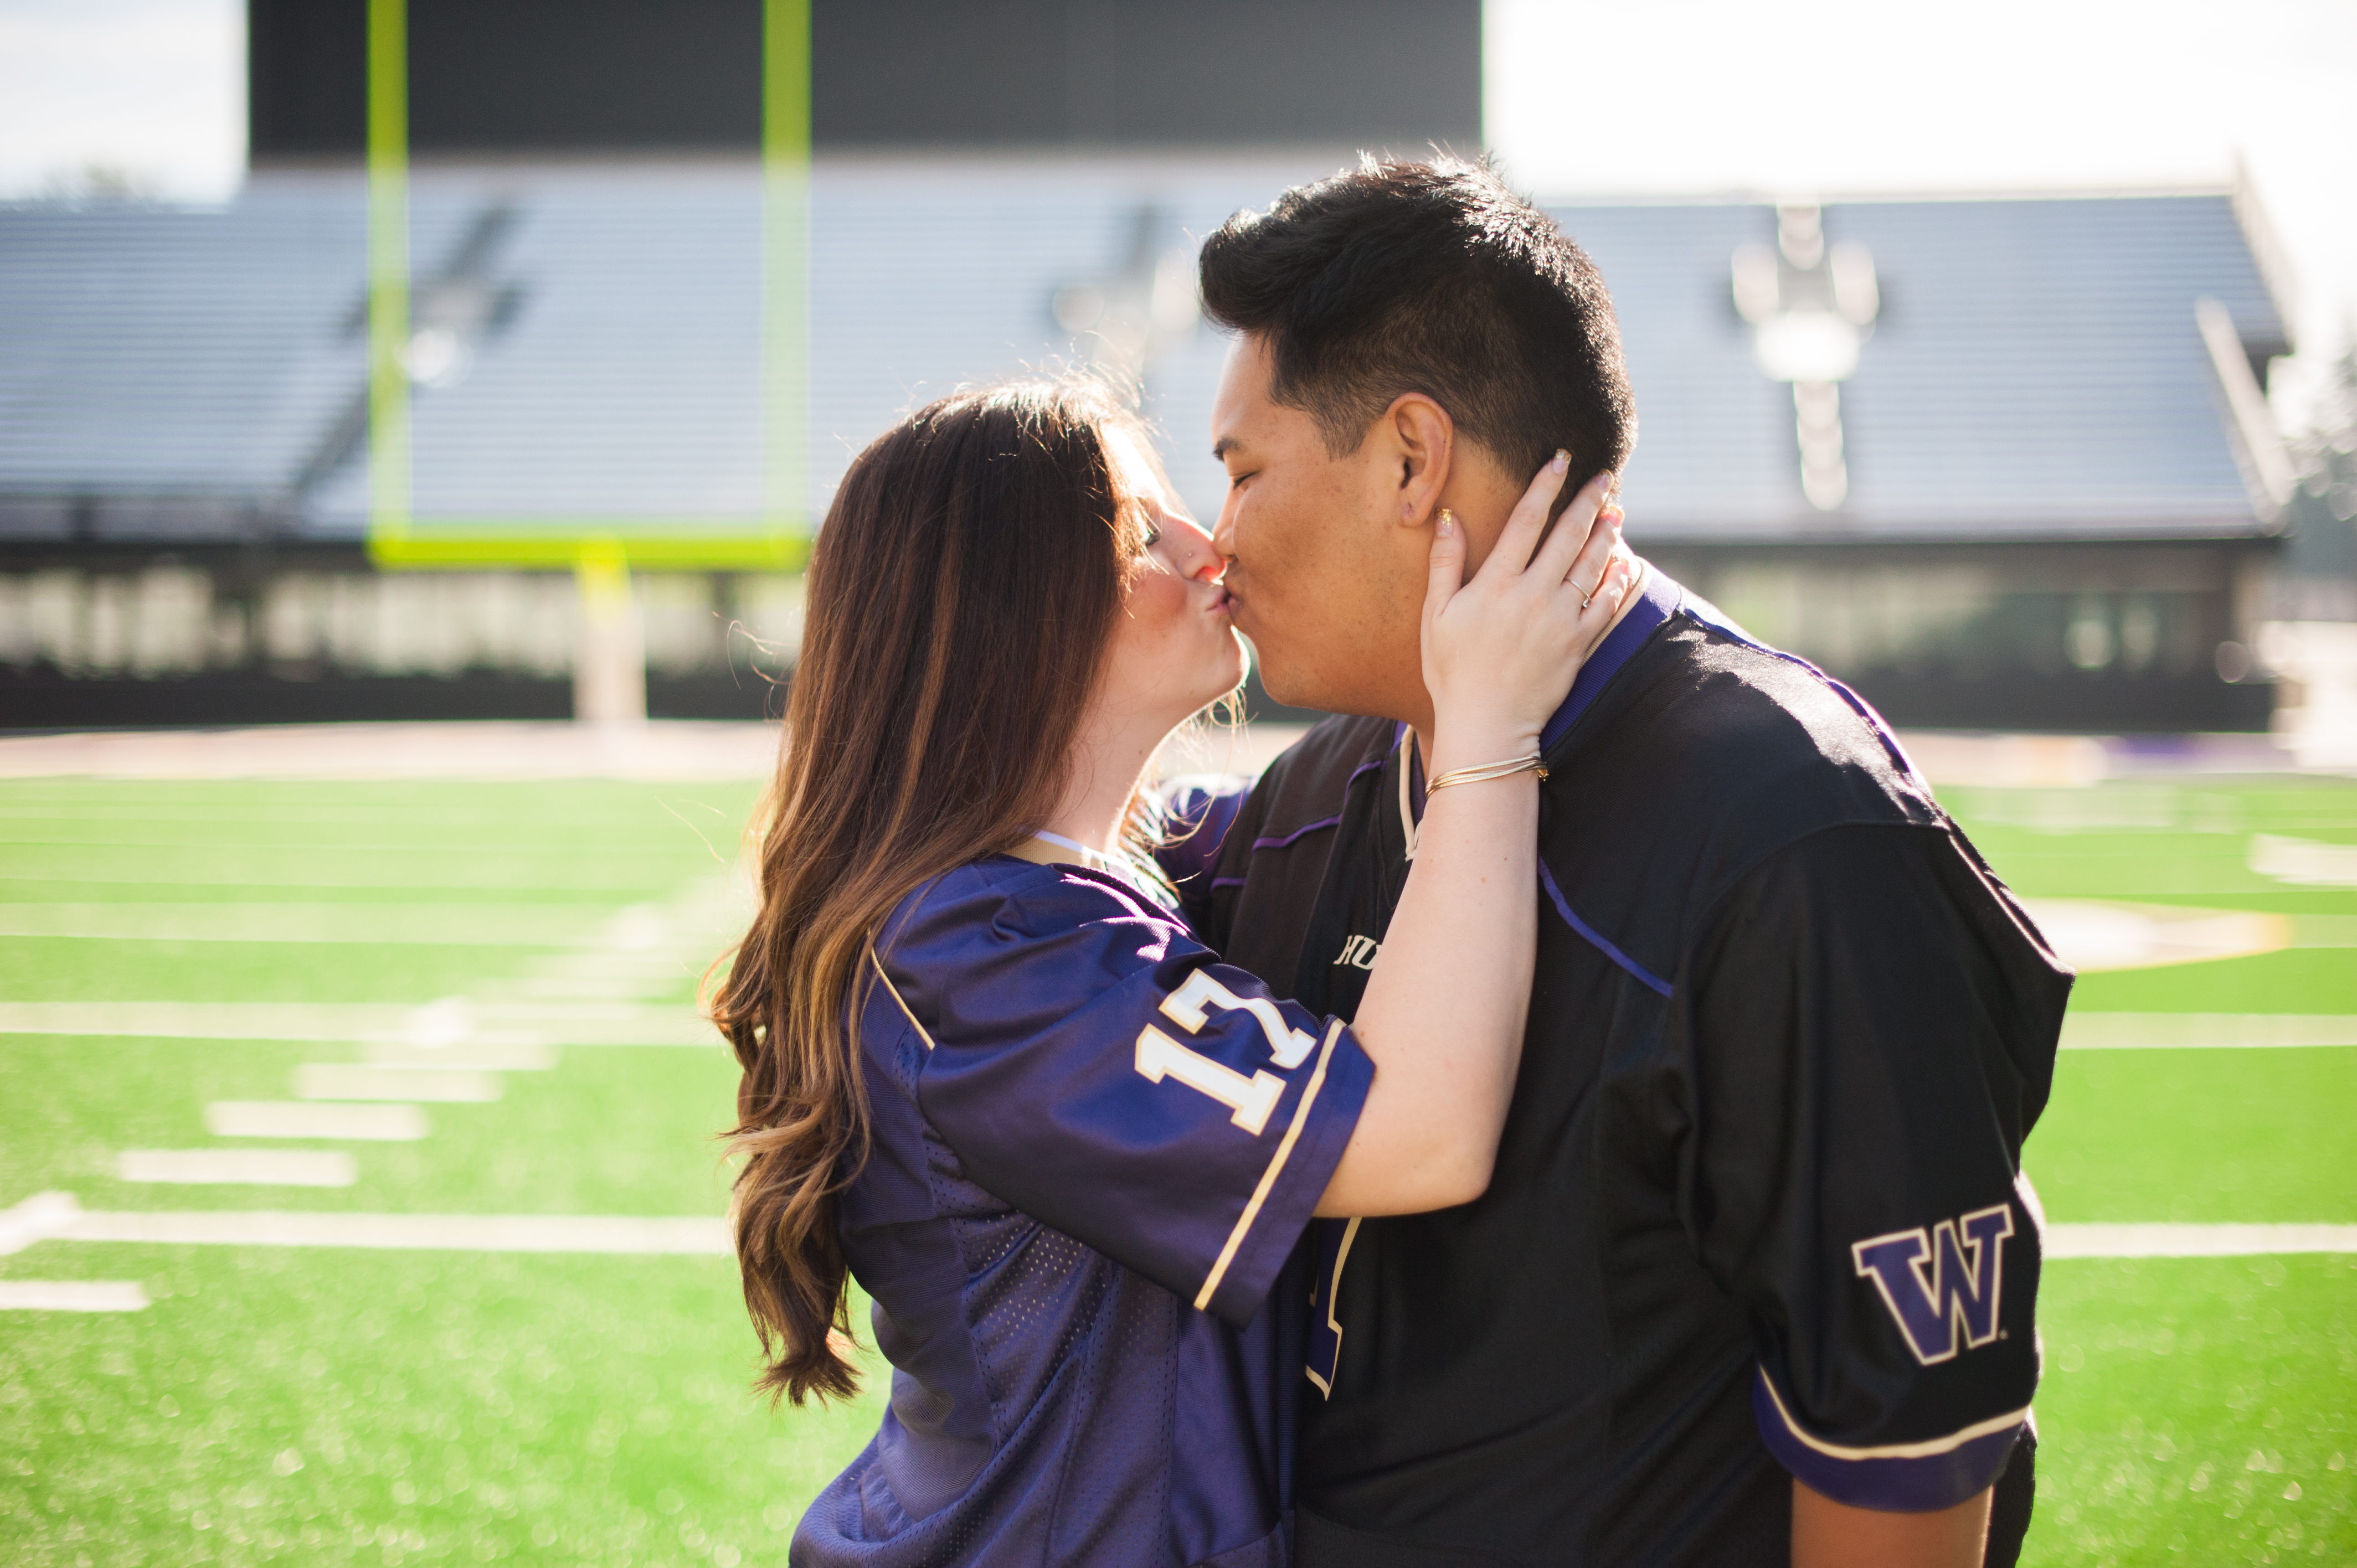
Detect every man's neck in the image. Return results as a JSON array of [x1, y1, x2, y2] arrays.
[[1408, 556, 1652, 781]]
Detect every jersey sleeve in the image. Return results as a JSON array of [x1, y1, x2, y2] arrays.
[[880, 863, 1374, 1328], [1680, 822, 2069, 1512]]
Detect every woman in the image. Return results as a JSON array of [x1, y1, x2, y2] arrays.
[[713, 378, 1629, 1566]]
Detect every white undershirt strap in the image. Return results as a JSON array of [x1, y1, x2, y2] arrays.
[[1398, 733, 1421, 862], [1031, 828, 1114, 865]]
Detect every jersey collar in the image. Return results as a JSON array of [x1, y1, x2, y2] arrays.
[[1003, 833, 1176, 907], [1392, 564, 1680, 853], [1538, 563, 1680, 753]]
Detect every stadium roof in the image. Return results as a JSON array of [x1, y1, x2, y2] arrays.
[[0, 159, 2295, 555]]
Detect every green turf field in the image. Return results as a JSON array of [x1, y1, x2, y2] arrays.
[[1945, 778, 2357, 1566], [2, 768, 2351, 1565], [0, 778, 889, 1566]]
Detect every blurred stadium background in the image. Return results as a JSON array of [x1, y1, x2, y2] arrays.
[[1, 2, 2353, 1564]]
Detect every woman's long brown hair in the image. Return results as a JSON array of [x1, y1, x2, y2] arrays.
[[710, 380, 1152, 1405]]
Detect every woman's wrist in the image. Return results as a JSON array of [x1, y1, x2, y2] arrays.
[[1427, 723, 1545, 781], [1426, 754, 1548, 798]]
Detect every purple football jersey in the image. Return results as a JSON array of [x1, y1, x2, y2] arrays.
[[791, 847, 1371, 1567]]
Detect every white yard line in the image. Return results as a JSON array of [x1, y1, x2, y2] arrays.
[[2251, 834, 2357, 889], [0, 721, 778, 781], [2061, 1013, 2357, 1048], [205, 1102, 429, 1141], [363, 1040, 557, 1071], [0, 904, 604, 946], [0, 1000, 713, 1047], [0, 1194, 725, 1256], [2046, 1224, 2357, 1258], [2020, 899, 2293, 972], [487, 973, 692, 1001], [529, 951, 710, 979], [117, 1149, 356, 1187], [293, 1065, 501, 1103], [0, 1281, 150, 1312], [0, 1188, 2339, 1266], [2, 847, 746, 1246], [465, 1004, 714, 1046], [65, 1210, 730, 1255], [0, 719, 1329, 785], [0, 1001, 429, 1041]]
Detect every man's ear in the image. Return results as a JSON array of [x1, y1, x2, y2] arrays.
[[1377, 394, 1455, 526]]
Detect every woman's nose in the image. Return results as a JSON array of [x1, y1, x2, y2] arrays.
[[1165, 515, 1223, 581]]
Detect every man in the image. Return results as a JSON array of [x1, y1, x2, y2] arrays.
[[1180, 160, 2069, 1567]]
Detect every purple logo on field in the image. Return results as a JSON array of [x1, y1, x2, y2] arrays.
[[1851, 1204, 2014, 1365]]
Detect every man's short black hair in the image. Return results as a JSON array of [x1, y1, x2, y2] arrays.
[[1199, 157, 1635, 498]]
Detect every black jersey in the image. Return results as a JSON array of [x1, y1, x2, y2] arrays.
[[1183, 570, 2071, 1567]]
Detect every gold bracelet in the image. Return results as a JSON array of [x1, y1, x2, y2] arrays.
[[1424, 752, 1548, 794]]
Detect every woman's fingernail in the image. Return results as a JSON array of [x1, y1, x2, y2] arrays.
[[1437, 509, 1456, 538], [1551, 450, 1569, 474]]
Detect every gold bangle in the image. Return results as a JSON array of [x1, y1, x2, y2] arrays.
[[1425, 752, 1548, 794]]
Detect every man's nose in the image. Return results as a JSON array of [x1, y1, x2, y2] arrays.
[[1210, 498, 1239, 563]]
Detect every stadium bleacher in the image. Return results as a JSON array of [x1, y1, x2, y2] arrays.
[[0, 162, 2297, 729]]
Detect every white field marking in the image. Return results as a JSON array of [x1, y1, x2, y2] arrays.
[[294, 1065, 501, 1103], [2018, 899, 2292, 973], [117, 1149, 357, 1187], [1901, 733, 2109, 790], [0, 999, 709, 1047], [2251, 834, 2357, 889], [2, 1192, 728, 1256], [0, 904, 601, 946], [2047, 1224, 2357, 1258], [89, 1210, 719, 1256], [0, 720, 776, 781], [0, 861, 683, 892], [0, 1281, 150, 1312], [524, 953, 701, 982], [2061, 1014, 2357, 1049], [601, 904, 676, 951], [489, 973, 685, 1002], [363, 1039, 556, 1071], [400, 996, 477, 1048], [0, 1001, 426, 1041], [337, 1000, 718, 1046], [59, 1209, 731, 1255], [537, 947, 707, 971], [487, 943, 712, 1004], [205, 1102, 428, 1141], [1961, 782, 2196, 834], [0, 804, 656, 827], [0, 1001, 393, 1039], [469, 1003, 715, 1047], [0, 1191, 87, 1254]]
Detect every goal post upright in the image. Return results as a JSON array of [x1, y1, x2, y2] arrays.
[[364, 0, 411, 556], [362, 0, 813, 575], [763, 0, 812, 551]]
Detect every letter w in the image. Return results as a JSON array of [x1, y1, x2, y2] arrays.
[[1851, 1205, 2015, 1365]]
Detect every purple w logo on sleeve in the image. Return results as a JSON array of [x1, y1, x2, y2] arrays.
[[1850, 1205, 2015, 1365]]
